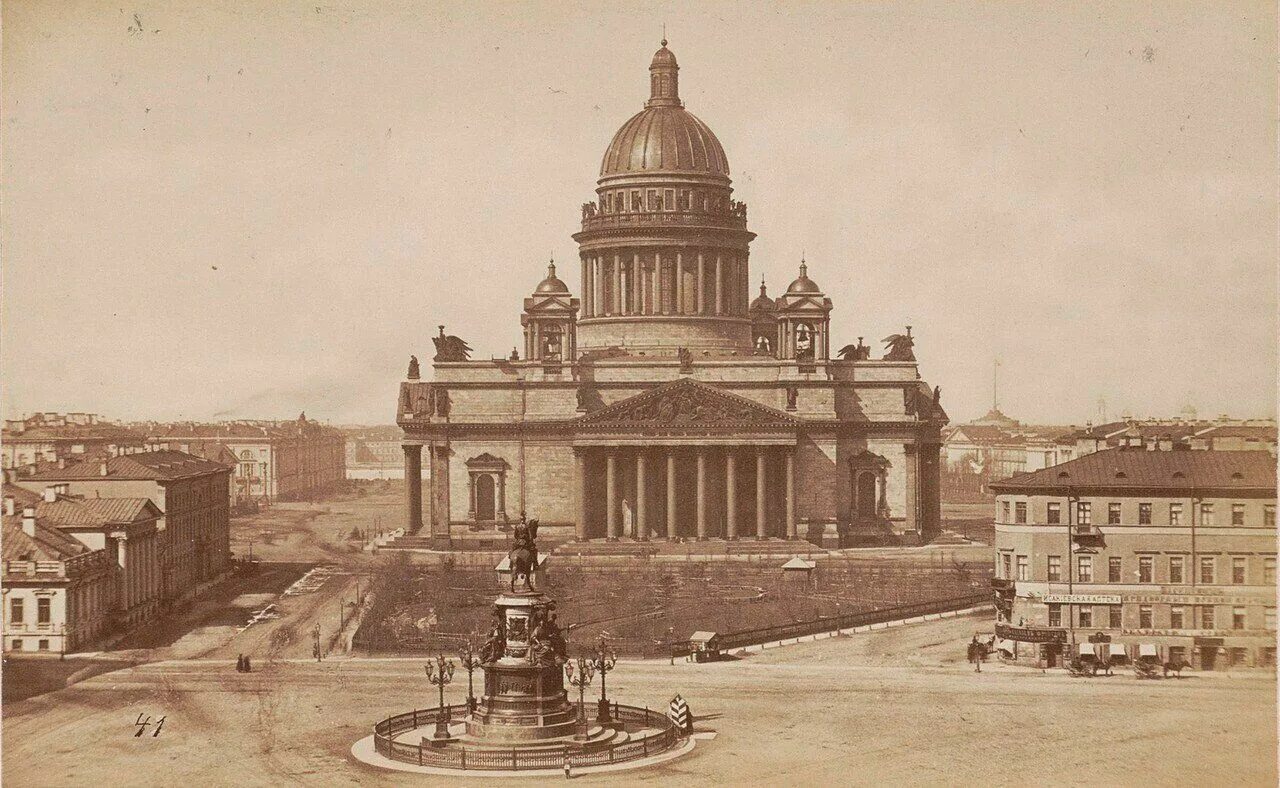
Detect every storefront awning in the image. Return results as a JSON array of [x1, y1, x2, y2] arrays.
[[1138, 644, 1159, 657]]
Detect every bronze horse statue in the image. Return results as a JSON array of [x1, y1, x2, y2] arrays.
[[508, 517, 540, 592]]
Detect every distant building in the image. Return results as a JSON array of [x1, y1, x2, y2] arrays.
[[18, 451, 232, 602], [990, 448, 1277, 670], [2, 496, 117, 654], [143, 414, 346, 503], [1, 412, 145, 470], [1068, 418, 1277, 456], [343, 425, 410, 480], [941, 409, 1075, 502]]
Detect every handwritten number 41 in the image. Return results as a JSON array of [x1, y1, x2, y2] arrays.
[[134, 713, 165, 737]]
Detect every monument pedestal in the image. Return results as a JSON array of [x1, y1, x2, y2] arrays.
[[465, 591, 578, 742]]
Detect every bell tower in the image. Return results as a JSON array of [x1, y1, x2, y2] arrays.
[[521, 260, 579, 366], [774, 260, 833, 362]]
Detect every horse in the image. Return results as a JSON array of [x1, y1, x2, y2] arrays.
[[509, 518, 540, 592], [1163, 658, 1190, 678]]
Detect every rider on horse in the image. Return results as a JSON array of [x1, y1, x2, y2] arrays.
[[509, 512, 540, 591]]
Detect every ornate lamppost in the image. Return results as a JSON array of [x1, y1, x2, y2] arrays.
[[564, 656, 595, 741], [425, 653, 456, 740], [458, 638, 483, 715], [591, 637, 618, 724]]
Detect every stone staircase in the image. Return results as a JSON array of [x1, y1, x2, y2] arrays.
[[425, 719, 656, 752]]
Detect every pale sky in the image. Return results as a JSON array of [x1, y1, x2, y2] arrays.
[[3, 1, 1275, 426]]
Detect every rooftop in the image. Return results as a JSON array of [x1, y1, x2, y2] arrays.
[[990, 448, 1278, 492], [24, 450, 231, 482], [142, 416, 342, 441], [1, 515, 92, 563], [34, 497, 162, 528]]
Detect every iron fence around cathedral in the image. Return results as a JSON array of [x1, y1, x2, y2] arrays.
[[372, 703, 680, 771], [711, 592, 991, 652], [354, 592, 991, 658]]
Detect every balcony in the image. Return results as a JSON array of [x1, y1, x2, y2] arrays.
[[991, 577, 1016, 592]]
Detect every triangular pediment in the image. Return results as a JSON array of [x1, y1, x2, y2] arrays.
[[523, 293, 576, 313], [574, 378, 800, 429], [776, 294, 830, 312]]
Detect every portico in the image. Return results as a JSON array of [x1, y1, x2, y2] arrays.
[[570, 378, 799, 541], [574, 443, 796, 542]]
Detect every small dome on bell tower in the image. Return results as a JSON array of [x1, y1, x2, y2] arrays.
[[534, 260, 569, 294]]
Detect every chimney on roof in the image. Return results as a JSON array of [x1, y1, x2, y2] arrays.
[[43, 486, 58, 503], [57, 457, 66, 469], [99, 460, 109, 477], [21, 507, 36, 537], [3, 496, 14, 516]]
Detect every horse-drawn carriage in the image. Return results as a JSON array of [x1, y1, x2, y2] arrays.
[[1134, 644, 1162, 678], [1066, 643, 1111, 677]]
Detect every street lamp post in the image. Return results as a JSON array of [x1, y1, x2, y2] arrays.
[[312, 623, 322, 662], [425, 653, 455, 739], [564, 656, 595, 741], [591, 637, 617, 725], [457, 639, 483, 715]]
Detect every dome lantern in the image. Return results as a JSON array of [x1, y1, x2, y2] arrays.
[[646, 39, 681, 109]]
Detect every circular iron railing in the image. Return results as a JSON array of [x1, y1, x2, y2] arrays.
[[372, 703, 682, 770]]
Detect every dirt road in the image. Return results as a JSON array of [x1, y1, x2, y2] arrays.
[[4, 612, 1273, 787]]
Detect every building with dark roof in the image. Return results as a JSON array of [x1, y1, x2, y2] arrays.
[[397, 42, 948, 549], [2, 499, 116, 654], [989, 448, 1276, 670], [17, 450, 231, 601]]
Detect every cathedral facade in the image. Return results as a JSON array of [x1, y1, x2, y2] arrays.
[[398, 42, 947, 549]]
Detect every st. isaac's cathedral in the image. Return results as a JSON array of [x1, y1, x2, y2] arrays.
[[397, 41, 947, 550]]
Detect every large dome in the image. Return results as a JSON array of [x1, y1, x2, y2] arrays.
[[598, 41, 729, 179], [600, 108, 729, 178]]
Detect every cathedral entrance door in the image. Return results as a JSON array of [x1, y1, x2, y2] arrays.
[[856, 471, 877, 519], [475, 474, 496, 521]]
